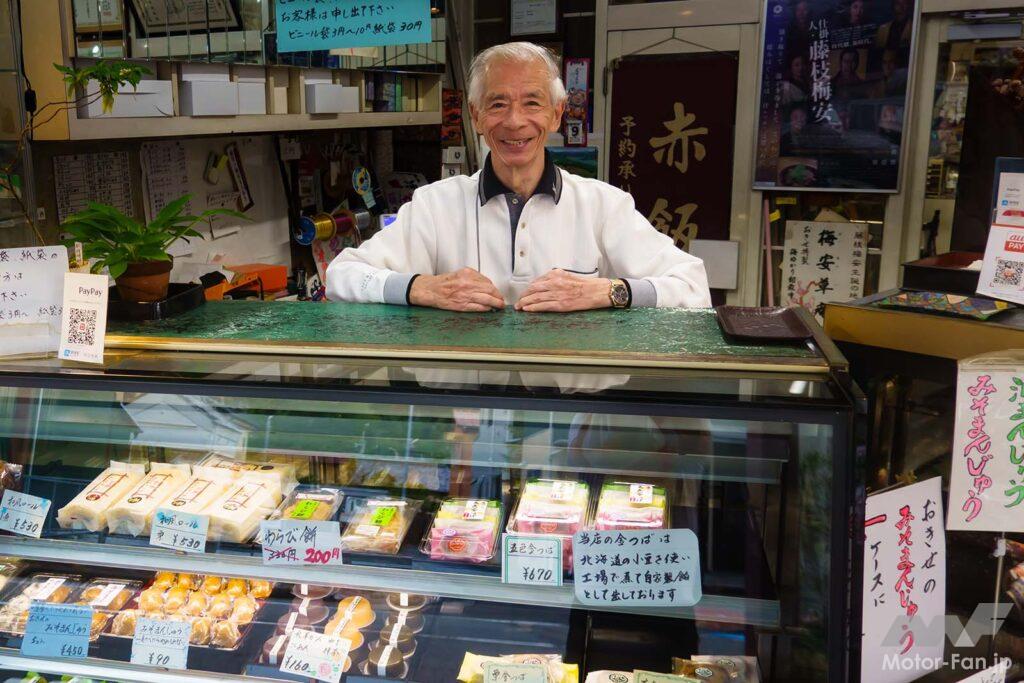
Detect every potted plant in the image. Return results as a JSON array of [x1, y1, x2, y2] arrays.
[[61, 194, 246, 302]]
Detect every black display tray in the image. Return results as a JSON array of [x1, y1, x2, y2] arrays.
[[902, 251, 983, 296], [108, 282, 205, 322]]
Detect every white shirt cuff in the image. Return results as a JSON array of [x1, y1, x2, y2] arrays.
[[383, 272, 417, 305], [625, 278, 657, 308]]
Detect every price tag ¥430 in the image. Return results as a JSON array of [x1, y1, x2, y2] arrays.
[[0, 490, 51, 538], [501, 534, 562, 587], [149, 508, 208, 553]]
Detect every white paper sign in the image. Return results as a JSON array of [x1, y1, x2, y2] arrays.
[[260, 520, 343, 566], [948, 364, 1024, 530], [994, 172, 1024, 228], [131, 617, 191, 670], [502, 534, 562, 587], [0, 246, 68, 357], [279, 628, 351, 683], [573, 529, 702, 607], [957, 661, 1011, 683], [861, 477, 946, 683], [510, 0, 557, 36], [781, 221, 868, 320], [149, 508, 208, 553], [0, 490, 51, 538], [976, 225, 1024, 305], [484, 662, 549, 683], [58, 272, 108, 364]]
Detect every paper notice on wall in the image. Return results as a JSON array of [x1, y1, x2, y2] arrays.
[[948, 358, 1024, 531], [0, 245, 68, 357], [862, 477, 946, 683], [54, 152, 132, 223], [976, 225, 1024, 305], [141, 141, 192, 224], [781, 221, 868, 320]]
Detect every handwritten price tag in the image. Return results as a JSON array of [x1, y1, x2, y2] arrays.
[[20, 603, 91, 659], [0, 490, 51, 538], [634, 671, 694, 683], [261, 520, 343, 566], [279, 628, 352, 683], [149, 508, 208, 553], [484, 662, 549, 683], [501, 534, 562, 587], [131, 617, 191, 670]]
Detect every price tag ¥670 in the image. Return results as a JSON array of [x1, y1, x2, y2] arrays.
[[260, 520, 343, 566], [149, 508, 208, 553], [130, 617, 191, 670], [0, 490, 51, 538], [501, 534, 562, 587]]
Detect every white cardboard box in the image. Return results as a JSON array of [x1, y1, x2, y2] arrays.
[[180, 80, 239, 116], [180, 63, 231, 82], [78, 80, 173, 118], [305, 84, 359, 114], [237, 82, 266, 115]]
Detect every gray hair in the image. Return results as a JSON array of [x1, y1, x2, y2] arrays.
[[467, 42, 567, 109]]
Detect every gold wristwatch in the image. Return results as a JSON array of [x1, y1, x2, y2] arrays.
[[609, 279, 630, 308]]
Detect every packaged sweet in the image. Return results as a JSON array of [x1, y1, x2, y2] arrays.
[[688, 656, 760, 682], [176, 573, 200, 591], [189, 616, 213, 645], [109, 609, 138, 636], [340, 498, 420, 555], [457, 653, 579, 683], [197, 453, 296, 490], [137, 587, 164, 612], [57, 462, 147, 531], [225, 578, 248, 597], [206, 474, 283, 543], [594, 482, 669, 531], [230, 595, 258, 624], [671, 660, 730, 683], [164, 469, 233, 516], [164, 587, 188, 613], [335, 595, 375, 628], [385, 592, 429, 612], [208, 593, 234, 619], [249, 579, 273, 599], [153, 572, 176, 590], [106, 463, 192, 536], [292, 583, 334, 600], [324, 615, 364, 649], [261, 634, 290, 665], [76, 578, 139, 613], [0, 574, 81, 634], [271, 487, 344, 523], [508, 480, 591, 568], [276, 611, 313, 635], [362, 643, 407, 679], [0, 558, 24, 594], [383, 611, 424, 634], [422, 498, 501, 563], [200, 575, 224, 595], [290, 597, 329, 623], [584, 672, 633, 683], [182, 591, 209, 617], [210, 620, 242, 648], [0, 462, 23, 497], [375, 622, 416, 657]]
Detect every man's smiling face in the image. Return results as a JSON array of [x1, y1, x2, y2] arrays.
[[471, 59, 564, 174]]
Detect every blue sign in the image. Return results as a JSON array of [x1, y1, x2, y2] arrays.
[[21, 603, 92, 659], [277, 1, 431, 53]]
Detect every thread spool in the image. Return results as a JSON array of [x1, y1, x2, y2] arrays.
[[295, 209, 371, 246]]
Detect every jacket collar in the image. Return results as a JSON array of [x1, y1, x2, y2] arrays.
[[478, 149, 562, 206]]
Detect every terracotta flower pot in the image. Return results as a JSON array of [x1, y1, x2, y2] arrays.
[[115, 259, 172, 302]]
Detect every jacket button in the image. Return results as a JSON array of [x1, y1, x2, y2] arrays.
[[519, 250, 525, 258], [520, 222, 526, 230]]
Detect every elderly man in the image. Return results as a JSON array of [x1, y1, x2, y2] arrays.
[[326, 42, 711, 311]]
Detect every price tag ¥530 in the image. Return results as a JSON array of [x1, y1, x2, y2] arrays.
[[501, 534, 562, 587], [0, 490, 51, 538], [149, 508, 208, 553], [260, 520, 343, 566], [130, 617, 191, 670]]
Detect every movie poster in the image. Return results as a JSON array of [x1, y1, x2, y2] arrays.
[[754, 0, 917, 192]]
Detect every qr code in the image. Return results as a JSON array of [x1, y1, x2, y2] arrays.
[[994, 258, 1024, 286], [68, 307, 96, 345]]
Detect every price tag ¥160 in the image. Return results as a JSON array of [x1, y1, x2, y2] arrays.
[[501, 534, 562, 587], [149, 508, 208, 553], [0, 490, 51, 538], [130, 617, 191, 670], [279, 628, 352, 683]]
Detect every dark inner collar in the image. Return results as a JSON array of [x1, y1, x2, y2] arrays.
[[479, 149, 562, 205]]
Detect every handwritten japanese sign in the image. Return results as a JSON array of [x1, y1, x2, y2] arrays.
[[949, 363, 1024, 531], [502, 534, 562, 587], [20, 603, 91, 659], [484, 662, 549, 683], [276, 0, 431, 53], [0, 490, 51, 538], [260, 520, 343, 566], [149, 508, 208, 553], [131, 617, 191, 670], [279, 627, 352, 683], [634, 672, 693, 683], [0, 246, 67, 357], [781, 220, 868, 319], [573, 529, 702, 607], [862, 477, 946, 683]]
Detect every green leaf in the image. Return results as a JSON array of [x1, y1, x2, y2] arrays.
[[108, 261, 128, 279]]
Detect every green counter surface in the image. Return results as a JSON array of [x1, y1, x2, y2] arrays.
[[107, 301, 824, 370]]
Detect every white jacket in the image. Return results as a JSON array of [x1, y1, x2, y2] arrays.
[[326, 167, 711, 308]]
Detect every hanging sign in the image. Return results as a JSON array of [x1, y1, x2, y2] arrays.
[[781, 220, 868, 319], [276, 0, 431, 53], [861, 477, 946, 683], [0, 246, 68, 357], [563, 58, 589, 146]]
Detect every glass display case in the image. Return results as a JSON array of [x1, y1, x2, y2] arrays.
[[0, 345, 861, 683]]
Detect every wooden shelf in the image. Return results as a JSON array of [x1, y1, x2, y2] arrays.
[[58, 110, 440, 140]]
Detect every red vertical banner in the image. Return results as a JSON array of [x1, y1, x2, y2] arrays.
[[563, 58, 590, 146], [609, 54, 737, 252]]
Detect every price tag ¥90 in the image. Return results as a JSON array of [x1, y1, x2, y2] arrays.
[[501, 534, 562, 587], [0, 490, 51, 538], [149, 508, 208, 553], [131, 617, 191, 670]]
